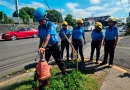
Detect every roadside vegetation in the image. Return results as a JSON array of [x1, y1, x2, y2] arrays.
[[6, 61, 100, 90], [125, 22, 130, 36]]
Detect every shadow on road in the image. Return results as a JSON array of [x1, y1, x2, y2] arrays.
[[0, 40, 8, 42], [118, 73, 130, 78], [24, 63, 37, 70]]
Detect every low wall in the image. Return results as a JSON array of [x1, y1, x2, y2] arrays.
[[0, 24, 38, 33]]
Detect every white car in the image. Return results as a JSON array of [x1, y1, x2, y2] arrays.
[[118, 26, 126, 32]]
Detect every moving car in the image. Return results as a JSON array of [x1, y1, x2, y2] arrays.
[[2, 28, 38, 40]]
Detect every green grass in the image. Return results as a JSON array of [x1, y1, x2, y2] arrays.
[[6, 63, 99, 90], [5, 77, 33, 90], [45, 66, 99, 90]]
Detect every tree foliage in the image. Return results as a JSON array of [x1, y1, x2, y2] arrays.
[[65, 14, 76, 27], [0, 11, 14, 24], [46, 9, 63, 23], [126, 22, 130, 28], [13, 7, 34, 23], [13, 7, 35, 19], [23, 14, 30, 24]]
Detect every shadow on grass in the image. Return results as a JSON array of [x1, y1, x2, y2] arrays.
[[64, 60, 108, 75], [2, 77, 33, 90]]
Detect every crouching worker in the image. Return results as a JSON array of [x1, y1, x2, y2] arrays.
[[34, 50, 52, 90], [59, 21, 71, 61], [89, 22, 104, 64], [34, 8, 66, 75]]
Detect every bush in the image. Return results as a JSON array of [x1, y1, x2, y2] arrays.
[[44, 70, 99, 90], [126, 22, 130, 28]]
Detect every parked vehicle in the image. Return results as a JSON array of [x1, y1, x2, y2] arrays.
[[118, 26, 126, 32], [82, 20, 95, 32], [2, 28, 38, 40]]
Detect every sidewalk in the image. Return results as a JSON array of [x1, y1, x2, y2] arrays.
[[99, 36, 130, 90], [83, 36, 130, 90]]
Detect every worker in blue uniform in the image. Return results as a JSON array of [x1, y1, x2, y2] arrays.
[[100, 16, 119, 68], [72, 19, 86, 63], [34, 8, 66, 74], [90, 22, 104, 64], [59, 21, 71, 61]]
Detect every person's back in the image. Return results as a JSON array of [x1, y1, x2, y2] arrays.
[[36, 60, 52, 81]]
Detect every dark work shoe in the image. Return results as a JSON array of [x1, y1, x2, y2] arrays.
[[88, 59, 93, 62], [95, 61, 99, 64], [62, 71, 67, 75], [67, 59, 70, 61], [81, 60, 85, 64], [108, 64, 113, 68], [100, 62, 107, 65]]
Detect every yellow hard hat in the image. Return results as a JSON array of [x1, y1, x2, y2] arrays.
[[107, 16, 117, 22], [95, 22, 102, 29], [62, 21, 68, 25], [77, 19, 84, 24]]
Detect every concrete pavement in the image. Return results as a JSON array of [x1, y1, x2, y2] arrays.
[[99, 36, 130, 90], [82, 36, 130, 90]]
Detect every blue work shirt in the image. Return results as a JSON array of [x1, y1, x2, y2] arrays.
[[105, 26, 119, 40], [72, 27, 85, 40], [91, 30, 104, 40], [59, 29, 71, 40], [38, 21, 59, 45]]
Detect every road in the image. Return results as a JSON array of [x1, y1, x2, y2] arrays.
[[0, 32, 91, 78]]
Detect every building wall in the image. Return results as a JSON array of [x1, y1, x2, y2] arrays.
[[8, 17, 33, 24], [85, 15, 110, 22]]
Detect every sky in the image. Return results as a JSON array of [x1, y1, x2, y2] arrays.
[[0, 0, 129, 19]]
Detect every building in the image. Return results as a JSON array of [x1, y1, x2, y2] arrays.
[[117, 18, 126, 24], [8, 17, 33, 24], [85, 15, 110, 22], [126, 17, 130, 23]]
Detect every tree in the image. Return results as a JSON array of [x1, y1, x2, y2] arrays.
[[46, 9, 63, 23], [13, 7, 35, 19], [0, 11, 7, 24], [0, 11, 14, 24], [5, 18, 14, 24], [65, 14, 76, 27], [23, 14, 30, 24]]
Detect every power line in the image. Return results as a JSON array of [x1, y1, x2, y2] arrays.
[[120, 0, 127, 12], [43, 0, 51, 10], [128, 0, 130, 12]]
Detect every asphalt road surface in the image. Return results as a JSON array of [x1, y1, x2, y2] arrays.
[[0, 32, 91, 78]]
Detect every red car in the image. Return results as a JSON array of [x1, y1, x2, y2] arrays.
[[2, 28, 38, 40]]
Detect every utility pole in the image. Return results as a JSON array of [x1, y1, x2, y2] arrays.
[[15, 0, 20, 24]]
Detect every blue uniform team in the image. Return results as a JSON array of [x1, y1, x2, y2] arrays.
[[34, 7, 119, 76]]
